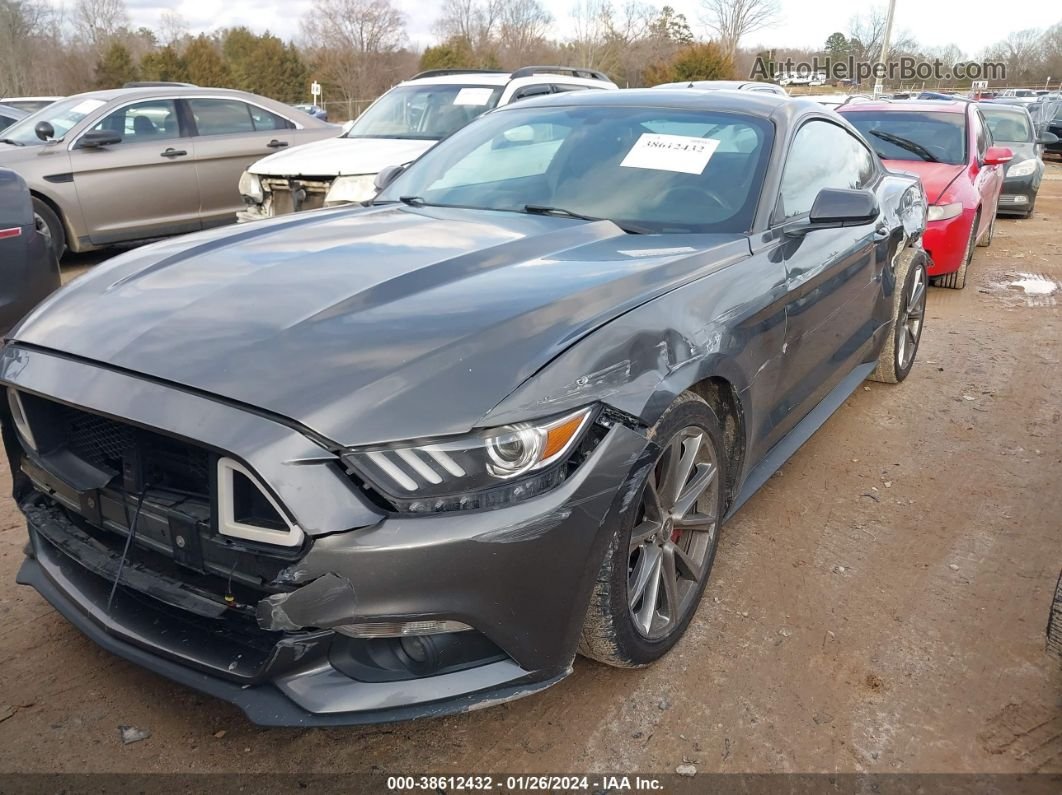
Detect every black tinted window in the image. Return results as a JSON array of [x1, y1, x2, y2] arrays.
[[188, 99, 255, 136], [981, 108, 1033, 142], [249, 105, 293, 131], [778, 120, 876, 219], [843, 110, 967, 165]]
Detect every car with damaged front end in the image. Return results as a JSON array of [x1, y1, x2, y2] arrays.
[[1, 90, 928, 726]]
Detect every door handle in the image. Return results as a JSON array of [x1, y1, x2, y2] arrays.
[[160, 148, 188, 158], [267, 139, 289, 149]]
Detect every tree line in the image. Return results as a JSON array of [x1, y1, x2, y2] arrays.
[[2, 0, 1060, 113]]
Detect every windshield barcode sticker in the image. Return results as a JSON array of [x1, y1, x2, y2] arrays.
[[453, 88, 495, 106], [620, 133, 720, 175]]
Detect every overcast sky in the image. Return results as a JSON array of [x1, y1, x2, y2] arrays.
[[71, 1, 1060, 57]]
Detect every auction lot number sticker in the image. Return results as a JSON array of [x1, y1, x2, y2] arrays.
[[620, 133, 720, 175], [387, 775, 664, 791]]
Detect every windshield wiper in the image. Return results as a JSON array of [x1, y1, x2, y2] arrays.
[[0, 138, 23, 147], [523, 204, 648, 234], [398, 195, 426, 206], [869, 130, 939, 162]]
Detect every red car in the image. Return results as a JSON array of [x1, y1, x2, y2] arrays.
[[840, 100, 1012, 289]]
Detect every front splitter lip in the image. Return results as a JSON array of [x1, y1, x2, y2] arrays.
[[16, 554, 571, 727]]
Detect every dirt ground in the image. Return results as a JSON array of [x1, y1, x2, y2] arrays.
[[1, 169, 1060, 777]]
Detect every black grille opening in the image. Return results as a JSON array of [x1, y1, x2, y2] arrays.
[[25, 398, 212, 499]]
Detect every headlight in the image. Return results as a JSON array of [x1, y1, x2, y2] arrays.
[[1006, 158, 1038, 178], [343, 406, 599, 513], [324, 174, 377, 206], [238, 171, 263, 204], [926, 202, 963, 222]]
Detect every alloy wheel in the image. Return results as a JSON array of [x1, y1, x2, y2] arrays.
[[897, 263, 926, 370], [627, 427, 720, 640]]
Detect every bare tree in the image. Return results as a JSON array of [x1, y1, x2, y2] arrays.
[[158, 10, 189, 48], [300, 0, 406, 103], [497, 0, 551, 64], [700, 0, 778, 59], [0, 0, 55, 94], [984, 29, 1045, 84], [74, 0, 129, 50], [569, 0, 609, 68], [847, 7, 916, 62], [435, 0, 502, 50]]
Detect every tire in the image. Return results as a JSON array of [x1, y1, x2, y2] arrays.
[[32, 197, 66, 259], [977, 211, 994, 247], [934, 210, 978, 290], [1048, 570, 1062, 660], [869, 248, 927, 384], [579, 392, 727, 667]]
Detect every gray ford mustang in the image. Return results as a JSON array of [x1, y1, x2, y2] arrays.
[[1, 90, 928, 725]]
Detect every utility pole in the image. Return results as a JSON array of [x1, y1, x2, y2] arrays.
[[874, 0, 897, 96]]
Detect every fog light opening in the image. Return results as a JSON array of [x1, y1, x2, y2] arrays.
[[6, 389, 37, 452]]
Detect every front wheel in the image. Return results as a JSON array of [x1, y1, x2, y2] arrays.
[[977, 212, 995, 247], [579, 393, 726, 667], [870, 249, 927, 383], [934, 210, 978, 290], [32, 197, 66, 260]]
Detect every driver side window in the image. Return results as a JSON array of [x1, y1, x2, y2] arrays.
[[90, 99, 181, 143], [777, 120, 875, 220]]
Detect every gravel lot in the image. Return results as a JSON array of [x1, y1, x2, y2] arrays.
[[1, 168, 1060, 775]]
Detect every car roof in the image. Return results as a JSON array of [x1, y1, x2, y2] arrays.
[[656, 80, 778, 90], [978, 102, 1029, 115], [498, 87, 823, 127], [839, 100, 968, 114], [54, 86, 287, 103], [1, 96, 62, 102], [404, 73, 512, 87]]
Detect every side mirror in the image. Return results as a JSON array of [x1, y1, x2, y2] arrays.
[[34, 121, 55, 142], [374, 163, 406, 192], [79, 130, 122, 148], [806, 188, 880, 228], [1038, 131, 1059, 145], [983, 145, 1013, 166]]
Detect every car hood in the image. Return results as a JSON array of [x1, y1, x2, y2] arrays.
[[883, 160, 966, 203], [249, 137, 435, 178], [12, 205, 749, 447]]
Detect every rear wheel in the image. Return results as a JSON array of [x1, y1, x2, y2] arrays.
[[870, 249, 927, 384], [579, 393, 726, 667], [934, 210, 977, 290], [32, 197, 65, 260]]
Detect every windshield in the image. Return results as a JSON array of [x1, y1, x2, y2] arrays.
[[981, 108, 1033, 143], [376, 104, 774, 234], [0, 96, 107, 145], [844, 110, 967, 165], [344, 84, 504, 141]]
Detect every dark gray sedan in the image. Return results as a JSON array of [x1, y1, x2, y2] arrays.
[[0, 169, 59, 335], [980, 102, 1056, 217], [1, 90, 927, 725]]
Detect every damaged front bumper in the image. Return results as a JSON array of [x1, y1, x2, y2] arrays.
[[2, 345, 649, 726]]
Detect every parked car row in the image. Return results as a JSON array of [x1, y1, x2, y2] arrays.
[[238, 66, 619, 220]]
